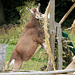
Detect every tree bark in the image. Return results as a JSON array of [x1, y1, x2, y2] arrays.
[[0, 0, 5, 24], [48, 0, 55, 71]]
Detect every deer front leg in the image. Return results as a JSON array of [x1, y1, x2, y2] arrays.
[[37, 37, 44, 43], [33, 36, 44, 47], [12, 58, 23, 70]]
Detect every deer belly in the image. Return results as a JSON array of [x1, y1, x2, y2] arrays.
[[15, 36, 38, 61], [21, 42, 38, 61]]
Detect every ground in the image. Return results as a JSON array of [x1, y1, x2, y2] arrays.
[[6, 45, 48, 71], [5, 30, 75, 71]]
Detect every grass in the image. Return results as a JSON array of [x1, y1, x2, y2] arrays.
[[6, 45, 15, 61], [6, 45, 48, 71], [5, 30, 75, 71], [64, 30, 75, 47]]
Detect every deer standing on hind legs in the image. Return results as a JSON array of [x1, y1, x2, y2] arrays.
[[6, 3, 44, 70]]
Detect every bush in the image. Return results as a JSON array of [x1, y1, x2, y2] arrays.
[[0, 1, 36, 45]]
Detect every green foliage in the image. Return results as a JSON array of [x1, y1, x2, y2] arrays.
[[16, 1, 36, 24], [64, 30, 75, 47], [6, 45, 15, 61], [0, 1, 36, 45], [0, 25, 23, 44], [2, 0, 36, 24]]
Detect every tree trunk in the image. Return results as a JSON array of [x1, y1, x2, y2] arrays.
[[0, 0, 5, 25]]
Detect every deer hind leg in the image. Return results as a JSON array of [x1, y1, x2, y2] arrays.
[[12, 56, 23, 70]]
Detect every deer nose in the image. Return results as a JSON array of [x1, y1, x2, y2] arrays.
[[35, 14, 40, 19]]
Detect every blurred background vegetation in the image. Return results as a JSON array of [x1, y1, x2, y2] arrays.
[[0, 0, 75, 25], [0, 0, 75, 70], [0, 0, 75, 44]]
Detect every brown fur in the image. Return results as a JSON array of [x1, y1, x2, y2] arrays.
[[72, 0, 75, 2], [6, 8, 44, 70]]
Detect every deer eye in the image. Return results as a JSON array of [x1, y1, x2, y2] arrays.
[[35, 14, 40, 19]]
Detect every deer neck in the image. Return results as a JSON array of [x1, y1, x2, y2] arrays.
[[30, 15, 40, 27]]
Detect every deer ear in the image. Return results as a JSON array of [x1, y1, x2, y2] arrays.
[[26, 7, 34, 14], [37, 3, 40, 9], [36, 3, 40, 12]]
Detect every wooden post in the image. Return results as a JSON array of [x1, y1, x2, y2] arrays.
[[0, 44, 8, 71], [0, 69, 75, 75], [56, 23, 62, 70], [48, 0, 55, 71], [49, 0, 55, 56], [57, 3, 75, 70]]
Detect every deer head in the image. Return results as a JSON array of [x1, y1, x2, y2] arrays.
[[26, 3, 43, 20]]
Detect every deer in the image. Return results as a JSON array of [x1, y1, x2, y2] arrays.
[[6, 3, 44, 70]]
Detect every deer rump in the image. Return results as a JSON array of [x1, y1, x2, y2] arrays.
[[6, 3, 44, 70]]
